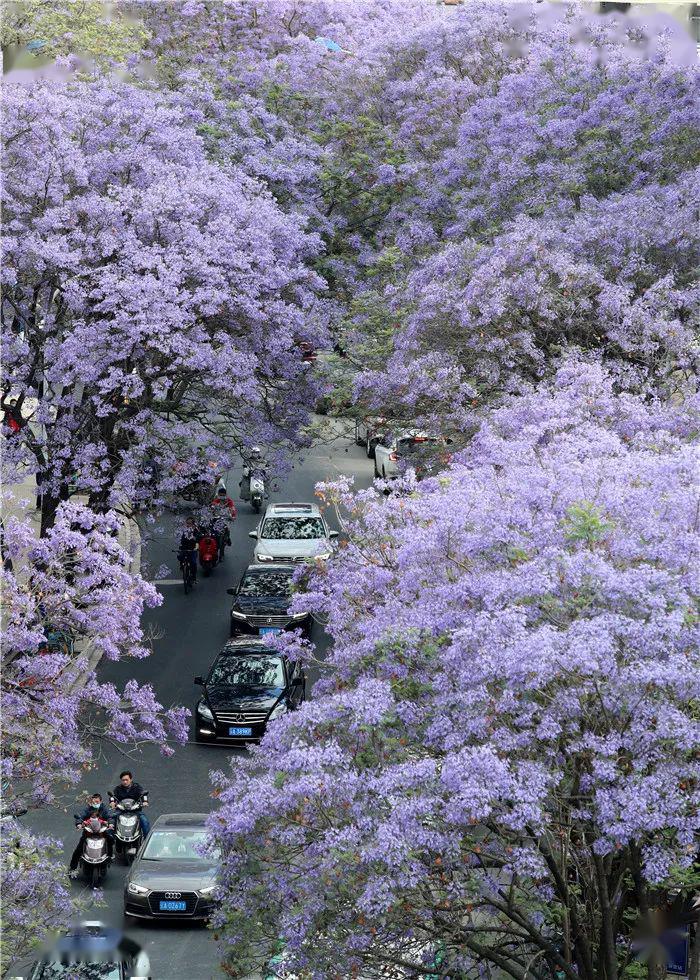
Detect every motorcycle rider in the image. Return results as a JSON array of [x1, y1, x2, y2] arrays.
[[178, 517, 200, 583], [111, 770, 150, 837], [68, 793, 114, 878], [211, 482, 236, 562], [212, 480, 237, 520], [239, 447, 266, 502]]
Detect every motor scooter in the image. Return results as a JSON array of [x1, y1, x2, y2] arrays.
[[110, 796, 146, 864], [249, 470, 266, 513], [198, 533, 218, 576], [75, 815, 110, 887]]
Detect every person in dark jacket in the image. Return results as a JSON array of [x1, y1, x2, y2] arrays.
[[111, 770, 150, 836], [68, 793, 114, 876]]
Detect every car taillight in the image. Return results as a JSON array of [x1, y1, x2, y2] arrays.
[[389, 452, 397, 461]]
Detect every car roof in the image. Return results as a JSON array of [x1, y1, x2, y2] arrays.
[[152, 813, 208, 829], [263, 502, 321, 518], [241, 563, 294, 574], [220, 637, 279, 656]]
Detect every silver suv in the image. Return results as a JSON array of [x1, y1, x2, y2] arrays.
[[249, 502, 338, 563]]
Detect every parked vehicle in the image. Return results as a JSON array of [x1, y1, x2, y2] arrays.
[[354, 416, 393, 459], [6, 921, 151, 980], [249, 502, 338, 564], [75, 816, 110, 888], [124, 814, 217, 922], [374, 432, 441, 480], [194, 638, 306, 743], [227, 564, 311, 637], [111, 798, 145, 865]]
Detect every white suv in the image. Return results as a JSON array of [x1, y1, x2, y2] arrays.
[[249, 503, 338, 563]]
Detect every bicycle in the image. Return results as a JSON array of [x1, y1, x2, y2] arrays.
[[176, 550, 196, 594]]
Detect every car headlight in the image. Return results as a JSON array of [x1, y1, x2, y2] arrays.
[[291, 611, 307, 620], [197, 702, 214, 721], [127, 882, 150, 896], [230, 609, 248, 619], [257, 553, 275, 562], [268, 702, 288, 721], [197, 885, 217, 898], [313, 552, 332, 561]]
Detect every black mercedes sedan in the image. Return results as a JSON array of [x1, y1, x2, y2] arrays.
[[124, 814, 217, 922], [227, 563, 311, 637], [194, 638, 306, 743]]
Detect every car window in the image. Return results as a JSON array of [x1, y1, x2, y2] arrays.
[[39, 965, 121, 979], [261, 517, 325, 540], [141, 830, 213, 861], [397, 437, 437, 457], [238, 570, 292, 597], [208, 655, 285, 688]]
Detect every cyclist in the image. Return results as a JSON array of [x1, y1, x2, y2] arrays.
[[178, 517, 200, 585]]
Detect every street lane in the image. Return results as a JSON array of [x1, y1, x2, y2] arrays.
[[26, 424, 374, 980]]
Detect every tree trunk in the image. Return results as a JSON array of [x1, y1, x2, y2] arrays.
[[39, 491, 64, 537]]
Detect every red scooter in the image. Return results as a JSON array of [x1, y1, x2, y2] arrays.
[[198, 533, 218, 577]]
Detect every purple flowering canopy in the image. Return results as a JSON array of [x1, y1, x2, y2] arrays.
[[210, 361, 699, 979], [2, 78, 327, 532]]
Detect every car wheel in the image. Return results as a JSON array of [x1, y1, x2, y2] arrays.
[[366, 436, 375, 458], [374, 457, 380, 478]]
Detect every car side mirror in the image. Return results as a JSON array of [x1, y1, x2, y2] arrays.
[[194, 675, 204, 686], [226, 588, 236, 596], [328, 530, 339, 538], [248, 530, 258, 539]]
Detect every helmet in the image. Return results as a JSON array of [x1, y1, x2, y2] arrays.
[[250, 446, 262, 459], [216, 483, 227, 498]]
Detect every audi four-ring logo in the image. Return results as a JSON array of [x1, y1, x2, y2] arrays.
[[164, 892, 182, 900]]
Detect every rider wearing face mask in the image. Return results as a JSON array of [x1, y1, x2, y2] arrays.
[[68, 792, 114, 877]]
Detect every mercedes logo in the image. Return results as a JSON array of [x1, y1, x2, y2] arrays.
[[233, 713, 244, 723], [164, 891, 182, 900]]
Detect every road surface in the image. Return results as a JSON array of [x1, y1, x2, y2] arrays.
[[26, 424, 374, 980]]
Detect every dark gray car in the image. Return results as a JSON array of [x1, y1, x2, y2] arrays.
[[123, 814, 217, 922]]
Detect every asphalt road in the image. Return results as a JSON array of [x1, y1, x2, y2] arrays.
[[25, 423, 375, 980]]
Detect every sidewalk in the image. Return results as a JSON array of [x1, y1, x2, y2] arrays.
[[1, 471, 140, 573], [2, 471, 141, 687]]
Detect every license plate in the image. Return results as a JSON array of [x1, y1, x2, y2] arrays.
[[229, 726, 252, 736], [159, 900, 187, 911], [259, 627, 281, 636]]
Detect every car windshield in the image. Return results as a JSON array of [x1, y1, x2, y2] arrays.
[[39, 965, 121, 979], [261, 517, 324, 540], [238, 570, 292, 597], [208, 655, 285, 688], [141, 830, 212, 862]]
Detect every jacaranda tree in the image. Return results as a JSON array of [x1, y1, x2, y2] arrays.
[[1, 501, 189, 966], [2, 77, 326, 533], [210, 359, 700, 979]]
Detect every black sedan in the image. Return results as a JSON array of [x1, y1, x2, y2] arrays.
[[124, 814, 217, 922], [194, 638, 306, 743], [227, 563, 311, 637]]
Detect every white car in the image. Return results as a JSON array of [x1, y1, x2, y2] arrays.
[[374, 432, 440, 480], [249, 502, 338, 563]]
